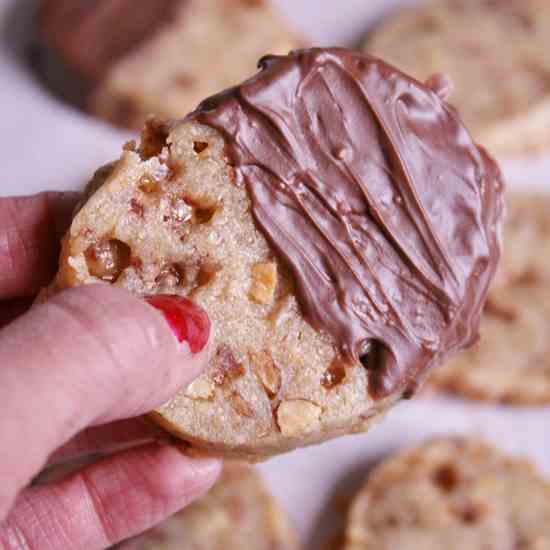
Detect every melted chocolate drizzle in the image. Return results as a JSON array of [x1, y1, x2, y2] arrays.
[[188, 48, 504, 398]]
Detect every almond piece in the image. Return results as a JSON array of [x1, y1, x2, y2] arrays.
[[211, 345, 245, 386], [230, 391, 255, 418], [184, 378, 215, 401], [250, 350, 281, 398], [249, 262, 278, 304], [276, 399, 322, 437]]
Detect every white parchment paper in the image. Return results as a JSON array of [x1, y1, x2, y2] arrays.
[[0, 1, 548, 547]]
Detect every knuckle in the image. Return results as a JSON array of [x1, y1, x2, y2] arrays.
[[0, 523, 28, 550], [0, 511, 36, 550], [76, 470, 115, 545]]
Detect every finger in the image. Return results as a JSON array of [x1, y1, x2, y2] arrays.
[[0, 285, 211, 520], [0, 443, 221, 550], [0, 192, 79, 300], [46, 417, 165, 467]]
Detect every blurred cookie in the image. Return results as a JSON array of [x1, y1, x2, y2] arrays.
[[46, 49, 503, 460], [119, 464, 298, 550], [37, 0, 303, 128], [430, 193, 550, 405], [345, 438, 550, 550], [365, 0, 550, 156]]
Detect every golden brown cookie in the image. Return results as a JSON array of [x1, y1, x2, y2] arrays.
[[365, 0, 550, 157], [344, 438, 550, 550], [118, 464, 299, 550], [37, 0, 303, 128], [46, 49, 503, 460], [430, 193, 550, 405]]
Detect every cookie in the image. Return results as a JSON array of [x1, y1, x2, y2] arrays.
[[365, 0, 550, 157], [430, 193, 550, 405], [46, 49, 503, 460], [118, 464, 298, 550], [37, 0, 303, 129], [344, 438, 550, 550]]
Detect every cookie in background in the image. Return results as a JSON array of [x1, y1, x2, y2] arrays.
[[36, 0, 304, 128], [344, 438, 550, 550], [365, 0, 550, 157], [430, 193, 550, 405], [117, 464, 299, 550]]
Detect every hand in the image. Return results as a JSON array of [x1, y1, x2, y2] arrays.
[[0, 193, 221, 549]]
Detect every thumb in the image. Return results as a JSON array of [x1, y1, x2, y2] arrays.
[[0, 284, 211, 519]]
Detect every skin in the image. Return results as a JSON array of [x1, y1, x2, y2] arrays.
[[0, 192, 222, 549]]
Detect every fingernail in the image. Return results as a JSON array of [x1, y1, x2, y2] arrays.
[[145, 295, 211, 353]]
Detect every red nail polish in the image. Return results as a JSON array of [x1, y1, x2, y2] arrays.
[[146, 295, 211, 353]]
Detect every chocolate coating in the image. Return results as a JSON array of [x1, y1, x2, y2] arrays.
[[188, 48, 504, 398]]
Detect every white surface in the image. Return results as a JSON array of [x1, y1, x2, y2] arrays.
[[0, 1, 549, 547]]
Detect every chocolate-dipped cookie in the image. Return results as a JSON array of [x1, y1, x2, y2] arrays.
[[36, 0, 302, 128], [344, 438, 550, 550], [118, 464, 298, 550], [364, 0, 550, 157], [47, 49, 504, 460]]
